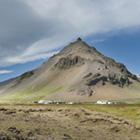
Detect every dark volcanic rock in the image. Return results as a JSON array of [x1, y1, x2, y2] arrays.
[[55, 56, 85, 69], [87, 74, 131, 88]]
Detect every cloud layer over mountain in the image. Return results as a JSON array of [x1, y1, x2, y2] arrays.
[[0, 0, 140, 67]]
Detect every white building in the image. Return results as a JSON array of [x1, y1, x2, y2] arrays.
[[67, 102, 74, 105], [38, 100, 53, 104], [96, 100, 113, 105]]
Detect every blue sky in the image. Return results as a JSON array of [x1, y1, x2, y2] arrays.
[[0, 0, 140, 82]]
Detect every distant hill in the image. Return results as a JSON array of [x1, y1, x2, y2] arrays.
[[0, 38, 140, 103]]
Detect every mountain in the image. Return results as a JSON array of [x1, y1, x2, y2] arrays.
[[0, 38, 140, 103]]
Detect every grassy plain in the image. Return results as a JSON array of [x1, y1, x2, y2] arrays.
[[0, 104, 139, 139]]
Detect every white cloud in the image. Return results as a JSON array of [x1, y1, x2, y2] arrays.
[[25, 0, 140, 33], [0, 0, 140, 67], [0, 70, 13, 75], [5, 50, 59, 65]]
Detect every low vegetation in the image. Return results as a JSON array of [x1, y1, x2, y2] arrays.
[[0, 104, 139, 139]]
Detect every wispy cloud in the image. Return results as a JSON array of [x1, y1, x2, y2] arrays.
[[0, 70, 13, 75], [0, 0, 140, 67]]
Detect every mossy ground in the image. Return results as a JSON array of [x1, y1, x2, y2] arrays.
[[0, 86, 65, 103]]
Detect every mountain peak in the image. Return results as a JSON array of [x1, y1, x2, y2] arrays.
[[59, 38, 101, 58], [71, 37, 86, 45], [77, 37, 82, 41], [60, 38, 92, 53]]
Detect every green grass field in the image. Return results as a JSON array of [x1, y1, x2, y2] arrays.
[[82, 104, 140, 125], [0, 86, 65, 103]]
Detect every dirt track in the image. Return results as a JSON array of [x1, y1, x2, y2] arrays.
[[0, 105, 139, 140]]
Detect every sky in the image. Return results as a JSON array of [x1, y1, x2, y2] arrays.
[[0, 0, 140, 82]]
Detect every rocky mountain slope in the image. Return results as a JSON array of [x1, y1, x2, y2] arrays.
[[0, 38, 140, 103]]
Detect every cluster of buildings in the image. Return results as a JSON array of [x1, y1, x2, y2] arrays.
[[95, 100, 117, 105], [34, 100, 117, 105], [35, 100, 74, 105]]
